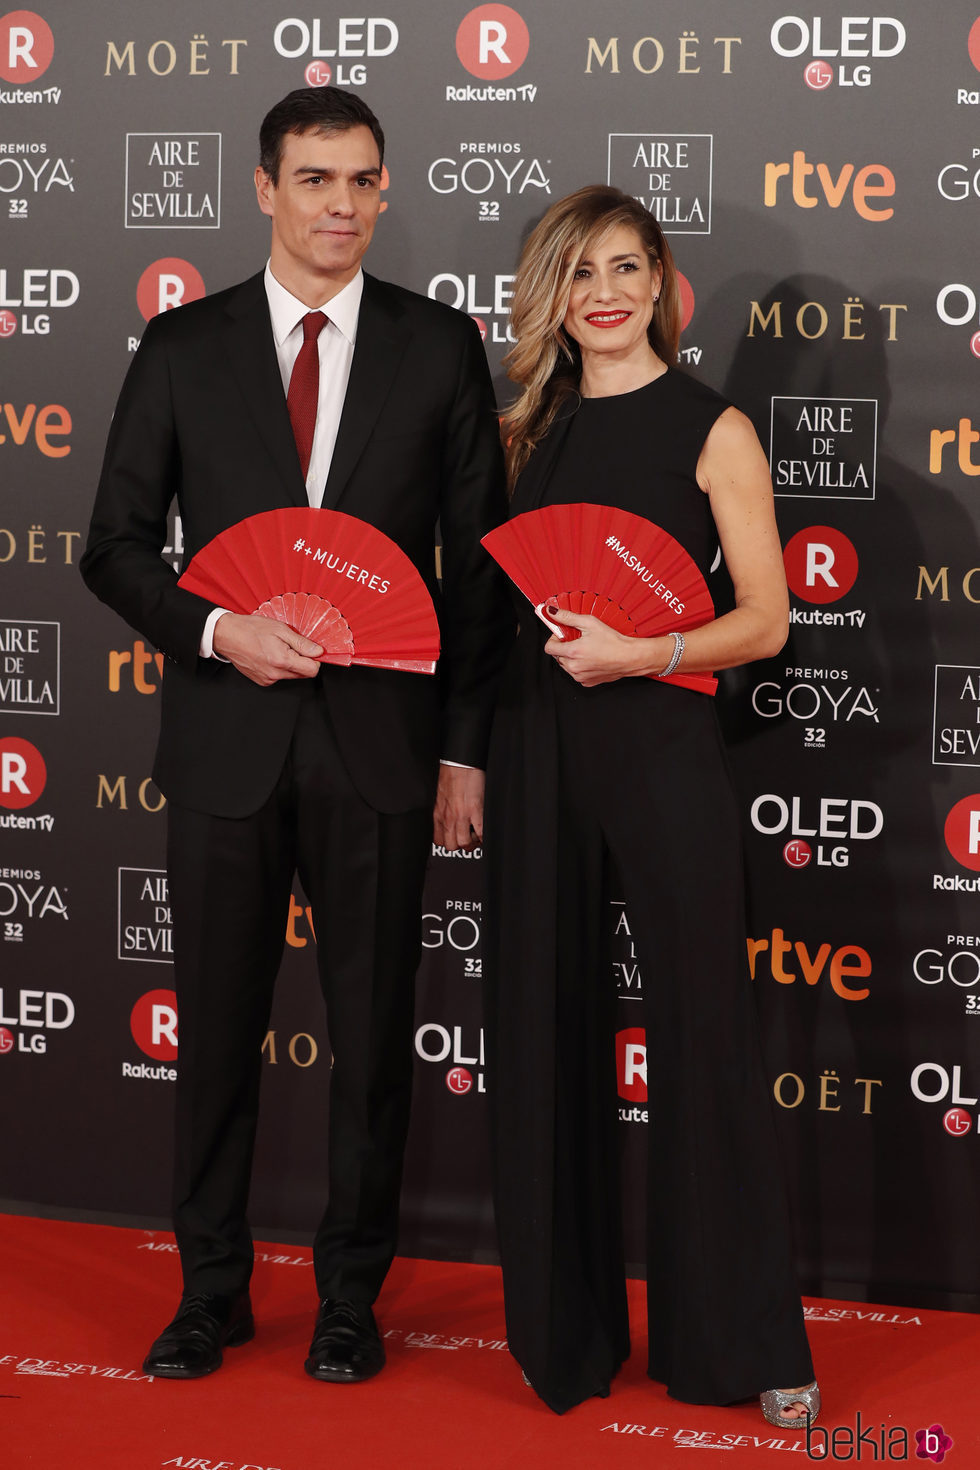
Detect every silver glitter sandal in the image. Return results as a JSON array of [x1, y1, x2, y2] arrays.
[[760, 1381, 820, 1430]]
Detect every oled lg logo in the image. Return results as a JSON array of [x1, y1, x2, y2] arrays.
[[769, 15, 905, 89], [935, 283, 980, 361], [273, 17, 398, 88], [450, 5, 534, 102], [751, 793, 883, 871], [429, 269, 515, 344], [415, 1022, 485, 1093], [912, 1061, 980, 1141], [0, 986, 74, 1055], [0, 267, 76, 337]]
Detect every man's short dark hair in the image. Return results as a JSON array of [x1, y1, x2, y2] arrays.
[[259, 87, 385, 183]]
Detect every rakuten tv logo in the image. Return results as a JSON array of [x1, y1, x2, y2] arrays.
[[0, 9, 54, 83], [944, 794, 980, 871], [616, 1026, 647, 1101], [783, 526, 859, 604], [456, 4, 529, 78], [136, 258, 205, 321], [0, 735, 46, 808], [130, 989, 177, 1060]]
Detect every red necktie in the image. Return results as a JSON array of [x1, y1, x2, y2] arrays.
[[286, 310, 327, 482]]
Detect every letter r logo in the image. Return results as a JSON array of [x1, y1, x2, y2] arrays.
[[805, 541, 838, 588], [479, 20, 509, 64], [783, 525, 859, 605]]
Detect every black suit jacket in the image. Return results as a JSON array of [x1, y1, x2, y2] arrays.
[[82, 270, 509, 817]]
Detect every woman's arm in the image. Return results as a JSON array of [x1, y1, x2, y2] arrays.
[[545, 406, 789, 686]]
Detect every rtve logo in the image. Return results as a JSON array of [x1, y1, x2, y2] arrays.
[[0, 734, 46, 809], [456, 4, 529, 78], [782, 526, 859, 605], [764, 150, 895, 221], [0, 9, 54, 83], [929, 418, 980, 477], [136, 257, 205, 321]]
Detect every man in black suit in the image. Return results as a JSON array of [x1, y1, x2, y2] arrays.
[[82, 88, 507, 1383]]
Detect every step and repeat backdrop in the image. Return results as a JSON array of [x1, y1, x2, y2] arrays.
[[4, 0, 980, 1310]]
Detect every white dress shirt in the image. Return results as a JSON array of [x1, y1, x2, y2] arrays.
[[199, 264, 363, 657], [197, 267, 471, 774]]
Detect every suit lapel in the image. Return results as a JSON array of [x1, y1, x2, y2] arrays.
[[222, 272, 307, 508], [320, 273, 412, 512]]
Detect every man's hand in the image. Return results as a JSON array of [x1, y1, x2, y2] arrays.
[[212, 612, 323, 687], [433, 765, 485, 851]]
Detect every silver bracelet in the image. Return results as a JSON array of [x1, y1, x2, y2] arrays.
[[657, 630, 685, 678]]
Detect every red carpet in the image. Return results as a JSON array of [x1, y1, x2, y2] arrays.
[[3, 1213, 975, 1468]]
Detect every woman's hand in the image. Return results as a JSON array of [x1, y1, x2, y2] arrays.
[[544, 608, 665, 686]]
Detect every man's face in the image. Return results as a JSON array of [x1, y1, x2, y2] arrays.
[[255, 124, 383, 302]]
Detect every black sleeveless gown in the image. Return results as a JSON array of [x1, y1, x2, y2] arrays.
[[484, 369, 814, 1414]]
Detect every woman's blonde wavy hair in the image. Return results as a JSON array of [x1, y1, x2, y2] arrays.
[[501, 185, 682, 490]]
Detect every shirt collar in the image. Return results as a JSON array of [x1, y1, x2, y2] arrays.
[[263, 263, 363, 348]]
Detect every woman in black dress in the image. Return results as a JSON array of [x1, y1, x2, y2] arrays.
[[484, 186, 819, 1425]]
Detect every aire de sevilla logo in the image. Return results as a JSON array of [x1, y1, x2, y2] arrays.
[[783, 525, 858, 604], [136, 258, 205, 321], [0, 9, 54, 83], [456, 4, 529, 78], [0, 735, 46, 808]]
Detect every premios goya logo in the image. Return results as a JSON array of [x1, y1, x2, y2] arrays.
[[0, 140, 73, 223], [0, 864, 67, 944], [427, 140, 550, 224], [750, 666, 879, 751]]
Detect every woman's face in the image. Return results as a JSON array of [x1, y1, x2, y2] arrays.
[[562, 223, 662, 363]]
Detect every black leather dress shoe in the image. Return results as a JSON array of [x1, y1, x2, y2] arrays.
[[142, 1291, 254, 1379], [304, 1298, 385, 1383]]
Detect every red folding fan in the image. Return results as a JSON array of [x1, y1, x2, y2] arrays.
[[178, 507, 440, 674], [482, 504, 717, 694]]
